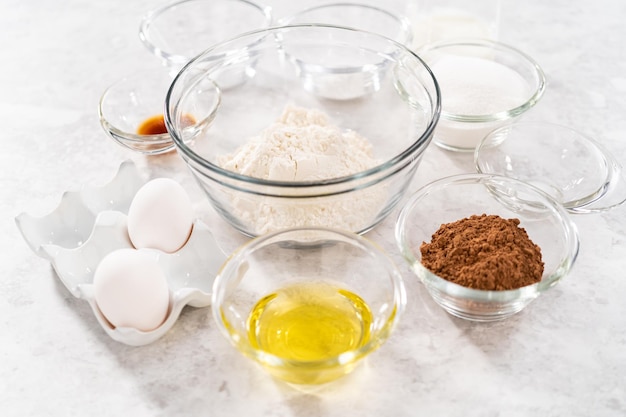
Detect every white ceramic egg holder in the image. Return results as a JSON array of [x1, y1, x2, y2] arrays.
[[15, 160, 227, 346]]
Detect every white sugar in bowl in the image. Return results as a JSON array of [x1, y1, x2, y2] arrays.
[[418, 39, 546, 152]]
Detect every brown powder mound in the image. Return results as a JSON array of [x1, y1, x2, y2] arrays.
[[420, 214, 544, 291]]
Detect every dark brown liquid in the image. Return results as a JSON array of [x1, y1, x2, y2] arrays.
[[137, 114, 196, 136]]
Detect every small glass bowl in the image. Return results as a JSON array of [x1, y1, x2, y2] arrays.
[[278, 3, 413, 46], [395, 174, 579, 322], [139, 0, 272, 71], [277, 5, 412, 101], [475, 121, 626, 214], [417, 39, 546, 152], [98, 70, 219, 155], [212, 227, 406, 386]]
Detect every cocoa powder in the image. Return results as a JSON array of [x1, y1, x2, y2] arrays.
[[420, 214, 544, 290]]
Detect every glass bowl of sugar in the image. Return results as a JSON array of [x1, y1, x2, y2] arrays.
[[418, 39, 546, 152]]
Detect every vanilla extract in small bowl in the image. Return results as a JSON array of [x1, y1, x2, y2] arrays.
[[98, 70, 218, 155], [136, 114, 196, 136]]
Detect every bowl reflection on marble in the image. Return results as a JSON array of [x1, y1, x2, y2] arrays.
[[212, 227, 406, 385], [165, 25, 441, 237], [417, 39, 546, 152], [396, 173, 579, 322]]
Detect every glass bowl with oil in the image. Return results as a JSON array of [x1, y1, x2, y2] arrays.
[[211, 227, 407, 386], [98, 70, 218, 155]]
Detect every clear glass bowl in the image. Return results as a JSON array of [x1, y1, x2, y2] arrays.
[[165, 25, 441, 237], [211, 227, 406, 385], [98, 70, 218, 155], [139, 0, 272, 71], [417, 39, 546, 152], [276, 5, 412, 100], [475, 121, 626, 213], [395, 173, 579, 322], [278, 2, 413, 46]]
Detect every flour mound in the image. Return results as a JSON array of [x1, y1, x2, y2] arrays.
[[217, 105, 386, 235], [218, 106, 378, 181]]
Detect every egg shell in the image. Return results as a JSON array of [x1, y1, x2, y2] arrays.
[[127, 178, 193, 253], [93, 248, 170, 332]]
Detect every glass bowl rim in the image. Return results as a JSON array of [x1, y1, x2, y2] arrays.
[[97, 72, 175, 153], [211, 226, 407, 368], [99, 69, 224, 155], [474, 121, 622, 213], [164, 24, 442, 189], [138, 0, 274, 67], [277, 2, 414, 45], [417, 38, 546, 123]]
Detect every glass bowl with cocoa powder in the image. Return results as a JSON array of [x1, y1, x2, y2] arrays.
[[395, 173, 579, 321]]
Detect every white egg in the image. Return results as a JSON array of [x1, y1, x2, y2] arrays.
[[93, 248, 170, 332], [127, 178, 193, 253]]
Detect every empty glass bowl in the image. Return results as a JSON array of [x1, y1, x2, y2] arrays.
[[165, 25, 440, 237], [475, 121, 626, 213], [139, 0, 272, 71], [396, 173, 579, 321], [417, 39, 546, 152], [98, 70, 218, 155], [278, 3, 413, 46], [277, 4, 413, 100], [212, 227, 406, 385]]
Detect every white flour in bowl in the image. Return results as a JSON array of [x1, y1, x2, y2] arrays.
[[217, 105, 386, 234], [219, 105, 378, 181]]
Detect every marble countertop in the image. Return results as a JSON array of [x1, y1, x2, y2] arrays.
[[2, 0, 625, 416]]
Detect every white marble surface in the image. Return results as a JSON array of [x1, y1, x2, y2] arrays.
[[2, 0, 625, 416]]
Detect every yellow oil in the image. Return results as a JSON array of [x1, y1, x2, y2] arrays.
[[246, 281, 373, 384]]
